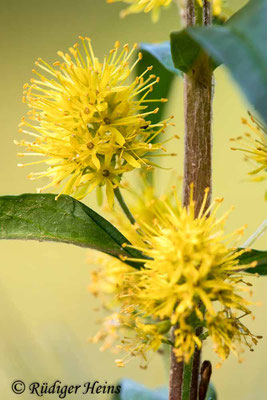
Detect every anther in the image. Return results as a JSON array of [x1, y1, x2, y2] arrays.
[[103, 117, 111, 125], [102, 169, 110, 177], [87, 142, 94, 150], [141, 124, 149, 130]]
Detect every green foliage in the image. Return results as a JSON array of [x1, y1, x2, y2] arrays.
[[139, 42, 180, 76], [137, 42, 179, 128], [1, 193, 265, 275], [170, 0, 267, 123], [170, 30, 202, 73], [113, 379, 216, 400], [206, 382, 217, 400], [238, 249, 267, 275], [113, 379, 168, 400], [0, 193, 143, 268]]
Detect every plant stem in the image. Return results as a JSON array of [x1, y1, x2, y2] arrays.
[[183, 0, 213, 214], [185, 1, 213, 400], [198, 361, 212, 400], [114, 187, 136, 225], [189, 327, 202, 400], [169, 327, 184, 400], [182, 358, 194, 400], [169, 0, 214, 399]]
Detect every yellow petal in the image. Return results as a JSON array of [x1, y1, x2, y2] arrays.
[[123, 152, 141, 168], [106, 180, 115, 208]]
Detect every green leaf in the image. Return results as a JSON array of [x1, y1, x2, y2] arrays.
[[170, 0, 267, 123], [238, 249, 267, 275], [113, 379, 217, 400], [137, 42, 179, 127], [113, 379, 168, 400], [137, 42, 179, 183], [139, 42, 180, 76], [0, 193, 143, 268], [205, 382, 217, 400], [170, 31, 202, 73]]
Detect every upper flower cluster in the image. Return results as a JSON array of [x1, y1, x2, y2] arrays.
[[89, 187, 260, 367], [107, 0, 172, 22], [108, 0, 222, 22], [17, 38, 172, 207]]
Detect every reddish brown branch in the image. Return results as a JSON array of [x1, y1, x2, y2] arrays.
[[169, 337, 184, 400], [169, 1, 213, 399], [198, 361, 212, 400], [183, 1, 213, 400]]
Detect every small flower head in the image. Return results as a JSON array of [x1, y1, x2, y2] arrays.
[[107, 0, 172, 22], [17, 39, 171, 207], [89, 187, 259, 366], [230, 113, 267, 199]]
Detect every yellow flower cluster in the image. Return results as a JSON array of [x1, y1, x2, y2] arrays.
[[17, 38, 171, 207], [88, 250, 171, 368], [107, 0, 172, 22], [88, 188, 260, 366], [231, 113, 267, 200]]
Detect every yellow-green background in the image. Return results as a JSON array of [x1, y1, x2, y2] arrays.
[[0, 0, 266, 399]]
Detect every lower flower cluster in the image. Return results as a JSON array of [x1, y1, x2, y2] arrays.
[[88, 187, 261, 367]]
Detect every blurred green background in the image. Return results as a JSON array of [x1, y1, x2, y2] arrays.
[[0, 0, 266, 399]]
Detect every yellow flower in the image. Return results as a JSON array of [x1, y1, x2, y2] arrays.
[[17, 38, 171, 207], [88, 251, 133, 301], [89, 187, 260, 366], [196, 0, 222, 16], [230, 113, 267, 200], [213, 0, 222, 16], [107, 0, 172, 22]]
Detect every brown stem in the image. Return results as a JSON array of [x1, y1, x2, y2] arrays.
[[203, 0, 212, 26], [183, 1, 213, 400], [168, 4, 196, 399], [169, 1, 213, 399], [185, 0, 195, 26], [198, 361, 212, 400], [183, 59, 213, 214], [183, 0, 213, 214], [189, 327, 202, 400], [169, 327, 184, 400]]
